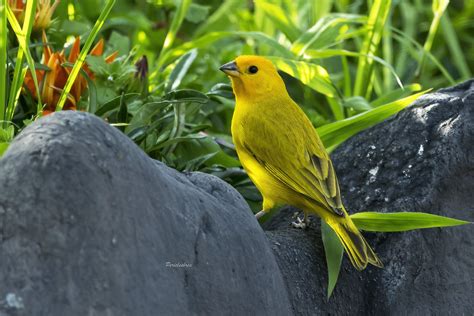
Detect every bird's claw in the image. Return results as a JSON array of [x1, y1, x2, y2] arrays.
[[291, 216, 307, 229]]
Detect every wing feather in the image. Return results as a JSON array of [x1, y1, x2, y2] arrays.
[[239, 101, 344, 216]]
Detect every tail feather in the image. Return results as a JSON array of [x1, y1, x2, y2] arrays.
[[328, 218, 383, 270]]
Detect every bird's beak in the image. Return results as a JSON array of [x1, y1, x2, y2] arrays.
[[219, 61, 240, 77]]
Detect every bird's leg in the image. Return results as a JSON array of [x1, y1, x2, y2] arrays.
[[304, 212, 311, 227], [255, 210, 266, 219], [291, 211, 309, 229]]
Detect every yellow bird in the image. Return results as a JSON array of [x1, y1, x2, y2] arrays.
[[220, 55, 383, 270]]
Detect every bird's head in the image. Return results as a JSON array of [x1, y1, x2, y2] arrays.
[[219, 55, 287, 101]]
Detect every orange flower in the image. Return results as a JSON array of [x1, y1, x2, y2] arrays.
[[8, 0, 60, 31], [24, 33, 118, 115], [34, 0, 61, 31], [8, 0, 25, 22]]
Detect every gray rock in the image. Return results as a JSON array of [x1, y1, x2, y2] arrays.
[[264, 80, 474, 314], [0, 112, 292, 316]]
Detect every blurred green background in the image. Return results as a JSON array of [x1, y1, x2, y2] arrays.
[[1, 0, 471, 210]]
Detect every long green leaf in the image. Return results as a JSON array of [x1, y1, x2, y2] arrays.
[[157, 0, 192, 68], [268, 57, 337, 98], [353, 0, 391, 98], [417, 0, 450, 74], [440, 13, 471, 80], [6, 0, 40, 120], [165, 49, 198, 92], [0, 0, 6, 122], [351, 212, 470, 232], [56, 0, 116, 112], [255, 0, 301, 42], [318, 90, 428, 151], [305, 49, 403, 89], [291, 13, 365, 56], [193, 0, 242, 37], [391, 29, 455, 84], [321, 221, 344, 298], [159, 31, 294, 68]]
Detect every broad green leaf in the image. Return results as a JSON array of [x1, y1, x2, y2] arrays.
[[165, 49, 198, 92], [175, 137, 241, 169], [95, 93, 140, 116], [163, 89, 209, 103], [207, 83, 234, 99], [342, 96, 372, 112], [0, 142, 9, 156], [185, 3, 210, 24], [0, 125, 14, 142], [321, 221, 344, 298], [150, 133, 207, 152], [351, 212, 469, 232], [370, 83, 422, 107], [193, 0, 242, 36], [268, 57, 337, 98], [318, 90, 428, 151]]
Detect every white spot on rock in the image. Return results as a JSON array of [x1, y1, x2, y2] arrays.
[[369, 166, 379, 176], [5, 293, 24, 309], [418, 144, 424, 156]]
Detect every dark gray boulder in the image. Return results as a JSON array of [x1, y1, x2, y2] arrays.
[[0, 112, 292, 316], [264, 80, 474, 314], [1, 79, 473, 316]]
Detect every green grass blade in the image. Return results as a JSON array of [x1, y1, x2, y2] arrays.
[[291, 13, 365, 57], [268, 57, 337, 98], [157, 0, 192, 68], [417, 0, 450, 74], [321, 221, 344, 298], [0, 0, 6, 123], [159, 31, 294, 68], [318, 90, 428, 151], [353, 0, 391, 97], [440, 13, 471, 80], [255, 0, 301, 42], [370, 83, 421, 107], [394, 1, 416, 79], [305, 49, 403, 89], [193, 0, 241, 37], [56, 0, 116, 112], [391, 29, 455, 85], [351, 212, 470, 232], [6, 1, 41, 120]]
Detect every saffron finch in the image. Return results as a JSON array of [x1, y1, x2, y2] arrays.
[[220, 55, 383, 270]]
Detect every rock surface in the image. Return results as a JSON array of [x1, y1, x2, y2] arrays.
[[1, 80, 473, 315], [0, 112, 292, 316], [264, 80, 474, 314]]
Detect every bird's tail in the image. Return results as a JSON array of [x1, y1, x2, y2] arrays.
[[327, 217, 383, 270]]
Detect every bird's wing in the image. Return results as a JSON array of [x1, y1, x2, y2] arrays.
[[242, 110, 344, 216]]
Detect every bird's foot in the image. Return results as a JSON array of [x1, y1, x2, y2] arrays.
[[291, 216, 308, 229], [255, 210, 266, 219]]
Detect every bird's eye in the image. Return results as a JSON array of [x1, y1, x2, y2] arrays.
[[248, 65, 258, 74]]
